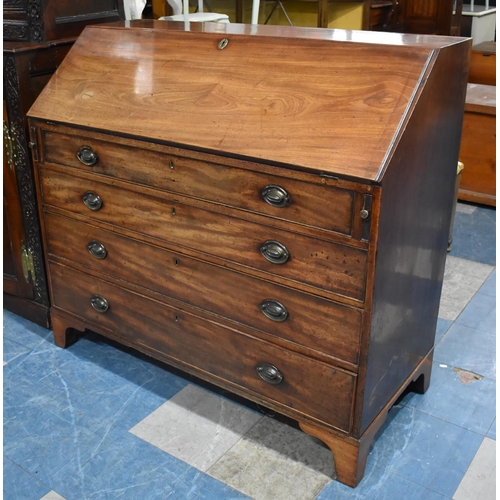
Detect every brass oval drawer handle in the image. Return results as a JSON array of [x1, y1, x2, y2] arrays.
[[259, 240, 289, 265], [261, 185, 290, 208], [77, 146, 98, 166], [90, 294, 109, 313], [87, 240, 107, 260], [256, 363, 283, 385], [260, 299, 288, 322], [82, 191, 103, 211]]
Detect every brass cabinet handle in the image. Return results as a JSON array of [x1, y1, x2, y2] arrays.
[[260, 299, 288, 322], [90, 294, 109, 313], [259, 240, 289, 264], [77, 146, 98, 166], [261, 185, 290, 208], [87, 240, 107, 260], [256, 363, 283, 385], [82, 191, 103, 211]]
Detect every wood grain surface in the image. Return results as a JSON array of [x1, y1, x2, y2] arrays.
[[88, 20, 466, 48], [28, 23, 433, 180]]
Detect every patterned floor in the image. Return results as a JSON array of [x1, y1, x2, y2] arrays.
[[3, 202, 496, 500]]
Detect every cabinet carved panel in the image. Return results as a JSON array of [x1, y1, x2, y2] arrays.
[[4, 0, 125, 42]]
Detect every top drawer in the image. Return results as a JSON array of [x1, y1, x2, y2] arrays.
[[40, 129, 356, 237]]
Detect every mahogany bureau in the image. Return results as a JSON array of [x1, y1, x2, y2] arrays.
[[27, 21, 470, 487]]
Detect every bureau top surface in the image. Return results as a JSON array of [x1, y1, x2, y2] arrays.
[[28, 21, 468, 181]]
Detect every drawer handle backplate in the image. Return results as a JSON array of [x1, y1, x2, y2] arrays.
[[90, 294, 109, 313], [260, 240, 289, 265], [87, 240, 107, 260], [260, 299, 288, 322], [261, 185, 290, 208], [82, 191, 103, 211], [77, 146, 98, 166], [256, 363, 283, 385]]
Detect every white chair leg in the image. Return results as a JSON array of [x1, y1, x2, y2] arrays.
[[166, 0, 183, 15], [123, 0, 132, 19], [198, 0, 204, 12], [251, 0, 260, 24]]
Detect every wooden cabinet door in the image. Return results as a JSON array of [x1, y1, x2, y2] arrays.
[[396, 0, 459, 35], [3, 101, 34, 299]]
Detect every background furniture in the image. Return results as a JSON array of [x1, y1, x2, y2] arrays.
[[468, 41, 496, 86], [3, 0, 125, 42], [154, 0, 242, 20], [364, 0, 463, 34], [3, 39, 74, 327], [458, 83, 496, 206], [160, 0, 230, 22], [153, 0, 364, 28], [252, 0, 364, 28], [3, 1, 125, 327], [28, 21, 469, 487], [124, 0, 148, 19], [3, 44, 60, 328], [461, 2, 496, 44], [252, 0, 294, 25], [363, 0, 395, 30], [448, 161, 464, 251]]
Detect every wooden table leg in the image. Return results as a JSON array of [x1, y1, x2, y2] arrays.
[[152, 0, 168, 18], [235, 0, 243, 23], [317, 0, 329, 28]]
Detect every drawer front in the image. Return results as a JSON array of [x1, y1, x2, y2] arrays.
[[45, 213, 362, 365], [50, 262, 356, 431], [40, 169, 367, 300], [41, 129, 355, 235]]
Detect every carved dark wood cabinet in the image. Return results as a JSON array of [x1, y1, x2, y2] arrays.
[[3, 40, 74, 325], [3, 0, 125, 43], [28, 22, 470, 487], [3, 3, 125, 326]]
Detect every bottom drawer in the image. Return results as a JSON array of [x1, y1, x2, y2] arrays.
[[49, 262, 356, 432]]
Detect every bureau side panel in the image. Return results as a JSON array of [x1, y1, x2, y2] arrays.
[[358, 41, 470, 435]]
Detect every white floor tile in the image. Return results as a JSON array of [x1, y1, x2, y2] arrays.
[[439, 256, 494, 321], [40, 491, 66, 500], [455, 203, 477, 215], [129, 384, 262, 471], [453, 437, 496, 500], [208, 417, 333, 500]]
